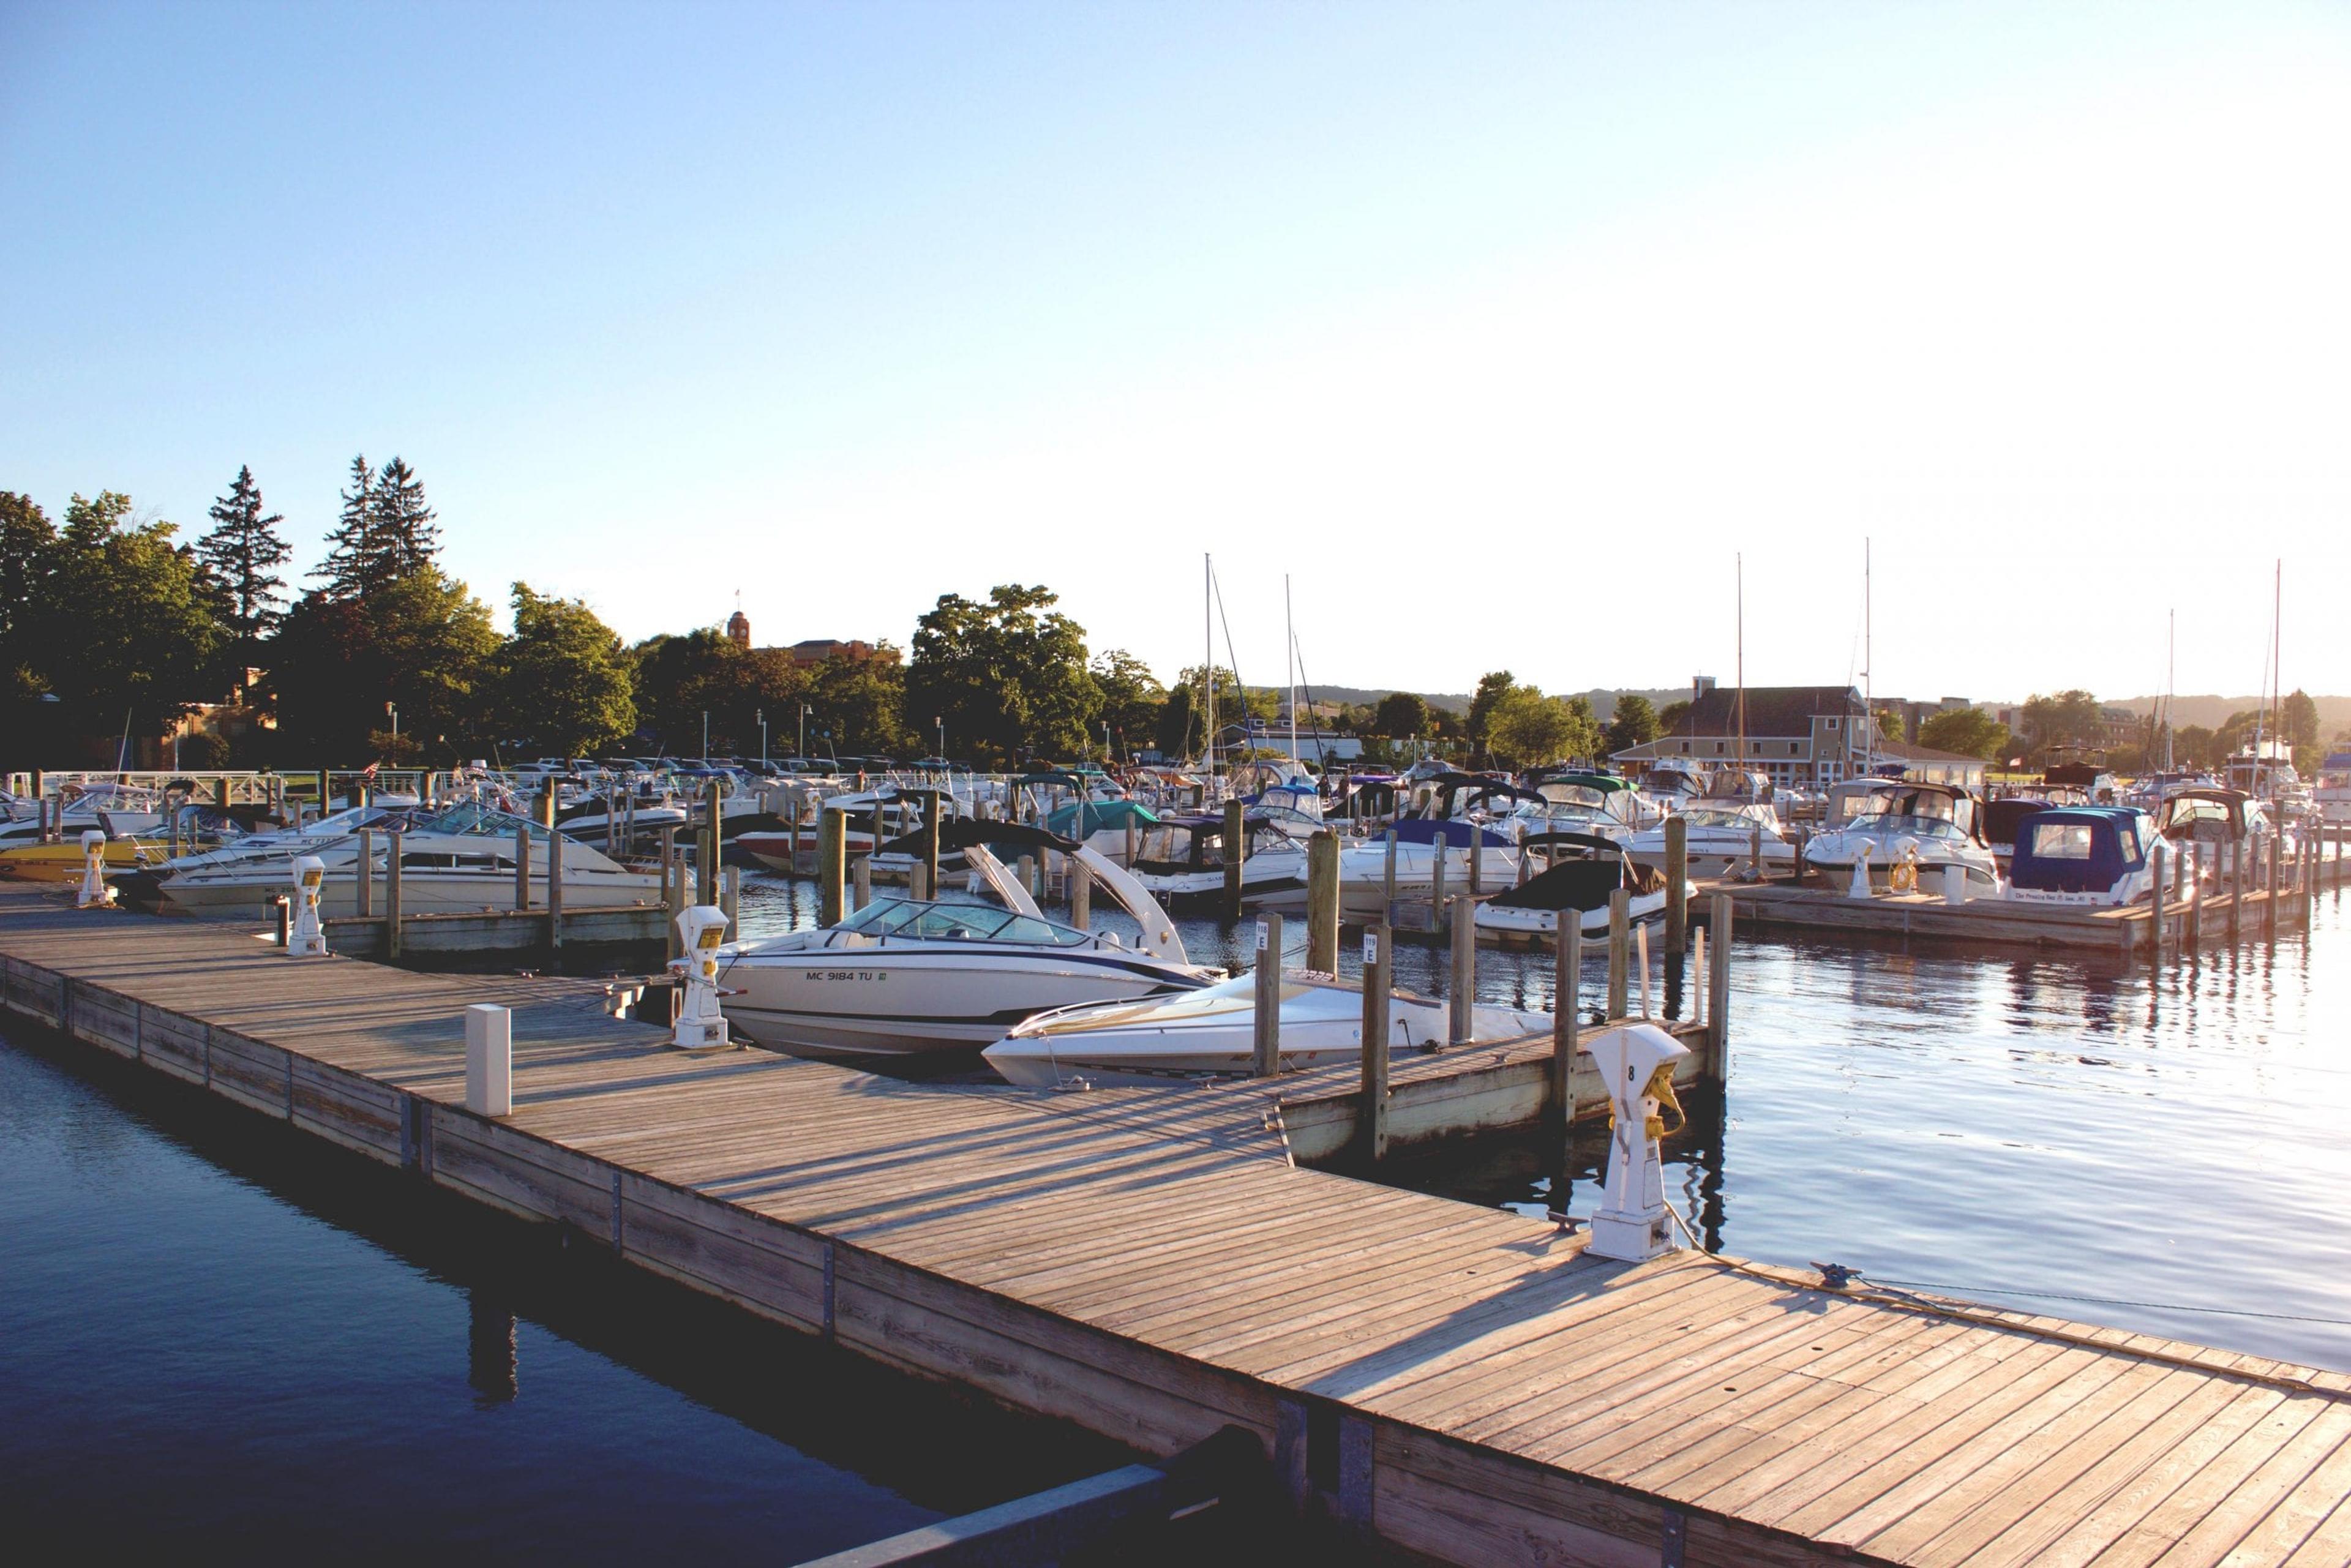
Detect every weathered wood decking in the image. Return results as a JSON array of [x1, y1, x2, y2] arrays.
[[5, 882, 2350, 1566]]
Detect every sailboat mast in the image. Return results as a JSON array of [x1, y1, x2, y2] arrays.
[[1286, 574, 1297, 768], [2273, 558, 2284, 797], [1863, 538, 1873, 779], [1203, 553, 1216, 779], [1736, 553, 1746, 782], [2165, 608, 2175, 771]]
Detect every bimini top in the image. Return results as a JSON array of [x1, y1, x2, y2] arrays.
[[1044, 799, 1161, 838], [1386, 817, 1517, 849], [1487, 840, 1667, 912], [2009, 807, 2151, 895], [878, 819, 1082, 857]]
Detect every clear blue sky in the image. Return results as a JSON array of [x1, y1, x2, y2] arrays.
[[4, 1, 2345, 703]]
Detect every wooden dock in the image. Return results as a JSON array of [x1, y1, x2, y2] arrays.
[[7, 882, 2351, 1566]]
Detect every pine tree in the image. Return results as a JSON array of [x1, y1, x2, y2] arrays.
[[369, 456, 440, 575], [313, 454, 378, 599], [196, 465, 291, 674]]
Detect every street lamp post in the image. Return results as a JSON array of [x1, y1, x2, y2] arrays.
[[758, 709, 767, 766], [936, 716, 945, 762], [701, 710, 708, 760], [386, 701, 399, 749], [799, 704, 809, 760]]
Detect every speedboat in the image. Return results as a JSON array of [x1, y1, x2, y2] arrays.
[[1276, 818, 1520, 920], [1473, 832, 1687, 940], [1801, 782, 2001, 893], [148, 801, 661, 918], [716, 822, 1217, 1059], [1042, 797, 1163, 866], [2317, 754, 2351, 827], [2006, 806, 2178, 907], [1505, 771, 1652, 845], [1624, 802, 1792, 880], [1130, 812, 1308, 907], [981, 969, 1549, 1087], [2154, 786, 2293, 879]]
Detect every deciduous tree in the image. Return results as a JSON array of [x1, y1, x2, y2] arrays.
[[1603, 692, 1659, 757], [492, 585, 636, 756], [907, 585, 1098, 763]]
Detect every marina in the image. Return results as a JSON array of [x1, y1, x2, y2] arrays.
[[9, 872, 2351, 1564]]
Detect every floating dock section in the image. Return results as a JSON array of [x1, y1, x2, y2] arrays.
[[5, 883, 2350, 1566]]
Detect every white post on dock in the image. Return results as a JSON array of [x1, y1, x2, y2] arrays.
[[1584, 1022, 1689, 1262], [1943, 863, 1968, 906], [669, 906, 732, 1050], [286, 855, 329, 957], [76, 830, 113, 909], [1252, 913, 1281, 1076], [465, 1003, 512, 1117]]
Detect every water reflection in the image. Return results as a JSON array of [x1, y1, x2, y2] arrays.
[[468, 1292, 519, 1406]]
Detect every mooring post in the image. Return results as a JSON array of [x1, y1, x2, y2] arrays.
[[817, 810, 845, 929], [1359, 923, 1390, 1161], [1446, 895, 1476, 1046], [547, 827, 565, 950], [2229, 836, 2244, 942], [2148, 845, 2168, 962], [1606, 889, 1630, 1019], [2267, 832, 2282, 943], [910, 862, 930, 901], [512, 823, 531, 912], [355, 827, 374, 920], [2186, 844, 2204, 949], [1468, 828, 1484, 895], [1221, 798, 1246, 920], [1708, 892, 1733, 1075], [385, 830, 404, 959], [721, 866, 740, 933], [1693, 926, 1708, 1031], [1305, 828, 1340, 973], [1791, 823, 1809, 883], [1664, 814, 1689, 956], [919, 787, 943, 895], [1070, 859, 1090, 929], [661, 826, 684, 957], [852, 853, 871, 912], [704, 780, 723, 887], [1552, 916, 1581, 1127], [1430, 841, 1450, 937], [1382, 828, 1399, 918], [1253, 912, 1282, 1076], [538, 787, 557, 829], [464, 1003, 512, 1118], [1015, 853, 1035, 901], [315, 768, 329, 815]]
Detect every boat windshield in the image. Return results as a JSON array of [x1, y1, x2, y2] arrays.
[[834, 898, 1090, 947], [410, 801, 556, 842], [1678, 808, 1760, 830], [1848, 812, 1969, 842]]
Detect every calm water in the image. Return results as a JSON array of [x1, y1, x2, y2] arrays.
[[0, 1029, 1139, 1562], [738, 873, 2351, 1370]]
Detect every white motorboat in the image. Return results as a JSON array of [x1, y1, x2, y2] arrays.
[[981, 969, 1550, 1087], [1130, 812, 1309, 907], [1472, 833, 1689, 940], [2316, 753, 2351, 827], [1801, 782, 2001, 893], [1624, 802, 1793, 880], [1295, 820, 1520, 920], [149, 801, 662, 918], [2154, 786, 2294, 879], [716, 824, 1217, 1059], [1506, 771, 1652, 844]]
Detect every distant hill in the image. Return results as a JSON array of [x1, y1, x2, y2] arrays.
[[1258, 683, 1692, 721], [2114, 694, 2351, 735]]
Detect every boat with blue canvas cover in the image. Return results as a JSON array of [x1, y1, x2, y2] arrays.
[[2006, 806, 2177, 907]]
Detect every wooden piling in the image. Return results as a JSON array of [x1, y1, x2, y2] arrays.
[[1468, 830, 1483, 894], [853, 855, 872, 912], [2149, 846, 2168, 962], [1551, 918, 1581, 1133], [1221, 798, 1246, 920], [919, 788, 942, 895], [909, 861, 930, 902], [538, 788, 558, 829], [1605, 890, 1630, 1019], [1359, 923, 1390, 1161], [704, 780, 723, 885], [513, 823, 532, 912], [1382, 829, 1398, 915], [2186, 844, 2203, 949], [384, 830, 404, 959], [1305, 829, 1339, 973], [1663, 814, 1688, 956], [1252, 912, 1282, 1076], [722, 866, 739, 931], [2229, 837, 2244, 942], [1070, 860, 1090, 929], [2267, 832, 2282, 942], [530, 811, 555, 934], [817, 810, 845, 929], [355, 828, 374, 920], [658, 827, 680, 958], [1447, 896, 1475, 1046], [1708, 892, 1733, 1075], [1016, 855, 1035, 902], [1430, 842, 1449, 937]]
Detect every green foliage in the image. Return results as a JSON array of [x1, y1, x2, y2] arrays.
[[1154, 680, 1194, 758], [1655, 699, 1691, 735], [0, 490, 56, 699], [2019, 689, 2104, 750], [630, 629, 811, 757], [39, 493, 223, 733], [1091, 650, 1164, 759], [1603, 692, 1659, 756], [492, 585, 636, 756], [2173, 724, 2216, 768], [908, 585, 1098, 763], [1877, 707, 1905, 744], [1488, 685, 1602, 767], [197, 464, 291, 673], [1370, 691, 1430, 739], [272, 565, 498, 763], [806, 646, 908, 757], [1467, 670, 1514, 752], [313, 454, 441, 601], [1917, 706, 2012, 761]]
